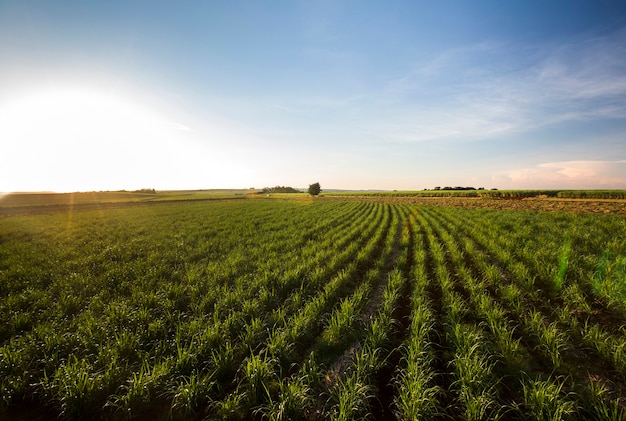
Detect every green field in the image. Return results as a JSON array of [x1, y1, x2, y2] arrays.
[[0, 189, 256, 208], [1, 194, 625, 419]]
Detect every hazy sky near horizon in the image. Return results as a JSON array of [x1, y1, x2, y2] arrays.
[[1, 0, 626, 192]]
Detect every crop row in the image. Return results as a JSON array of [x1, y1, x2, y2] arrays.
[[409, 206, 626, 419], [1, 198, 625, 419]]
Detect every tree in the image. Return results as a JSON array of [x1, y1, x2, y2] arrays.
[[308, 182, 321, 196], [261, 186, 300, 194]]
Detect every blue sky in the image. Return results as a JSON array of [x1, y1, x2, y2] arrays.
[[1, 0, 626, 192]]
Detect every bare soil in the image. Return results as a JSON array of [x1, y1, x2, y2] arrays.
[[323, 195, 626, 214]]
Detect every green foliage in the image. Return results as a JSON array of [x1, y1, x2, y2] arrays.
[[553, 241, 572, 296], [261, 185, 301, 194], [308, 182, 321, 196], [0, 197, 624, 418], [329, 373, 375, 421], [592, 252, 626, 310], [557, 190, 626, 199], [257, 372, 314, 421], [520, 377, 577, 421]]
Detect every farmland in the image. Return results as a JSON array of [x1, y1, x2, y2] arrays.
[[1, 193, 626, 420]]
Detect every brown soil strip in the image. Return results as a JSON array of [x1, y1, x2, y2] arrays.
[[322, 195, 626, 215]]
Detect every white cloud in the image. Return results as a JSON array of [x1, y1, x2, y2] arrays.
[[494, 160, 626, 189], [371, 28, 626, 144], [173, 123, 193, 132]]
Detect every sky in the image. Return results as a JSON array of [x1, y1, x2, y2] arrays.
[[1, 0, 626, 192]]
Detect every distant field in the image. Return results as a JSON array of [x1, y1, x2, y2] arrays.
[[0, 189, 256, 207], [1, 194, 625, 419], [324, 189, 626, 199], [2, 188, 625, 209]]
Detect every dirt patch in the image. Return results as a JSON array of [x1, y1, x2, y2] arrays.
[[322, 195, 626, 215]]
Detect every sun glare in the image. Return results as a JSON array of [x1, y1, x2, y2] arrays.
[[2, 86, 164, 147], [0, 85, 233, 192]]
